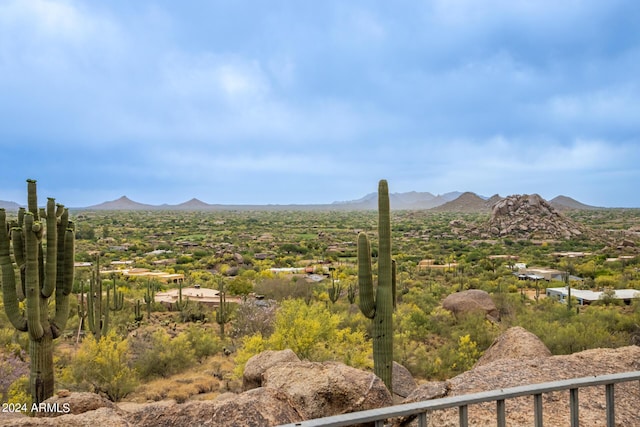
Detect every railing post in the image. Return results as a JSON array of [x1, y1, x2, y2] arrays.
[[605, 383, 615, 427], [417, 412, 427, 427], [569, 388, 579, 427], [533, 393, 543, 427], [459, 404, 468, 427], [496, 399, 506, 427]]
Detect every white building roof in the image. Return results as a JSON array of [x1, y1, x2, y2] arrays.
[[546, 287, 640, 302]]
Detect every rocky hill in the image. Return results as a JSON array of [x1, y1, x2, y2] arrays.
[[87, 196, 157, 210], [0, 200, 20, 211], [550, 195, 600, 211], [487, 194, 588, 239], [431, 192, 495, 213]]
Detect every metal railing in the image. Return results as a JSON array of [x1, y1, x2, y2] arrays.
[[280, 371, 640, 427]]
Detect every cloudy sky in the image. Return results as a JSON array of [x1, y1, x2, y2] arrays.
[[1, 0, 639, 207]]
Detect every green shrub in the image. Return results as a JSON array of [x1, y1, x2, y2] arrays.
[[234, 300, 371, 377], [133, 329, 196, 379], [67, 331, 138, 402], [183, 325, 223, 361]]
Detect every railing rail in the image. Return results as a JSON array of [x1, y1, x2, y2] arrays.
[[280, 371, 640, 427]]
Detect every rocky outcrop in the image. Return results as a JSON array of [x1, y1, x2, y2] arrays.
[[394, 341, 640, 427], [242, 349, 301, 390], [474, 326, 552, 368], [126, 387, 303, 427], [0, 407, 128, 427], [442, 289, 499, 320], [263, 360, 392, 420], [488, 194, 587, 239], [392, 362, 417, 399], [35, 391, 117, 417], [2, 388, 303, 427]]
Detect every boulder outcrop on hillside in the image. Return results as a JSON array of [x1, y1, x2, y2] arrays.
[[474, 326, 552, 368], [488, 194, 587, 239], [442, 289, 499, 320]]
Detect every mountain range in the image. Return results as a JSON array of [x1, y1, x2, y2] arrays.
[[0, 191, 604, 212]]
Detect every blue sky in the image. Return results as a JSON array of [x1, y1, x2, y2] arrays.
[[1, 0, 639, 207]]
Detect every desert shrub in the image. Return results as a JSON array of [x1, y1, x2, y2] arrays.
[[231, 298, 277, 338], [183, 324, 223, 361], [0, 350, 29, 403], [67, 331, 139, 401], [133, 329, 196, 379], [254, 277, 318, 301], [5, 376, 31, 410], [516, 303, 632, 354], [234, 299, 371, 377]]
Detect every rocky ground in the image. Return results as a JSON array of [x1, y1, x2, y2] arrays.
[[2, 327, 638, 427]]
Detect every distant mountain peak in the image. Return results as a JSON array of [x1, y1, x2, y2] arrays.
[[550, 195, 600, 211], [431, 192, 494, 213], [86, 196, 155, 210], [175, 198, 214, 209]]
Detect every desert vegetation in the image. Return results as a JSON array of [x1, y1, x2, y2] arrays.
[[2, 184, 640, 410]]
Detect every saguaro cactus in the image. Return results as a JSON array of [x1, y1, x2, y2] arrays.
[[81, 255, 109, 341], [215, 277, 231, 338], [143, 279, 155, 320], [0, 179, 75, 404], [133, 299, 144, 323], [358, 179, 396, 393]]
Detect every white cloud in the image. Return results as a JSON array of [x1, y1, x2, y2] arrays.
[[160, 52, 270, 104], [548, 85, 640, 127], [0, 0, 124, 67]]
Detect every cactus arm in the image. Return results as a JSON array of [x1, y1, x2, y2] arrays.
[[86, 275, 97, 336], [108, 275, 124, 311], [63, 226, 74, 294], [41, 199, 58, 298], [134, 299, 143, 322], [11, 227, 26, 301], [357, 232, 376, 319], [12, 223, 25, 270], [51, 226, 74, 337], [27, 179, 38, 217], [0, 210, 28, 331], [144, 279, 155, 320], [101, 302, 110, 337], [24, 214, 45, 341]]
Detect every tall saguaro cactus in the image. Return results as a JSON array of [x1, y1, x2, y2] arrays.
[[0, 179, 75, 404], [78, 255, 109, 341], [358, 179, 395, 393], [215, 277, 231, 339]]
